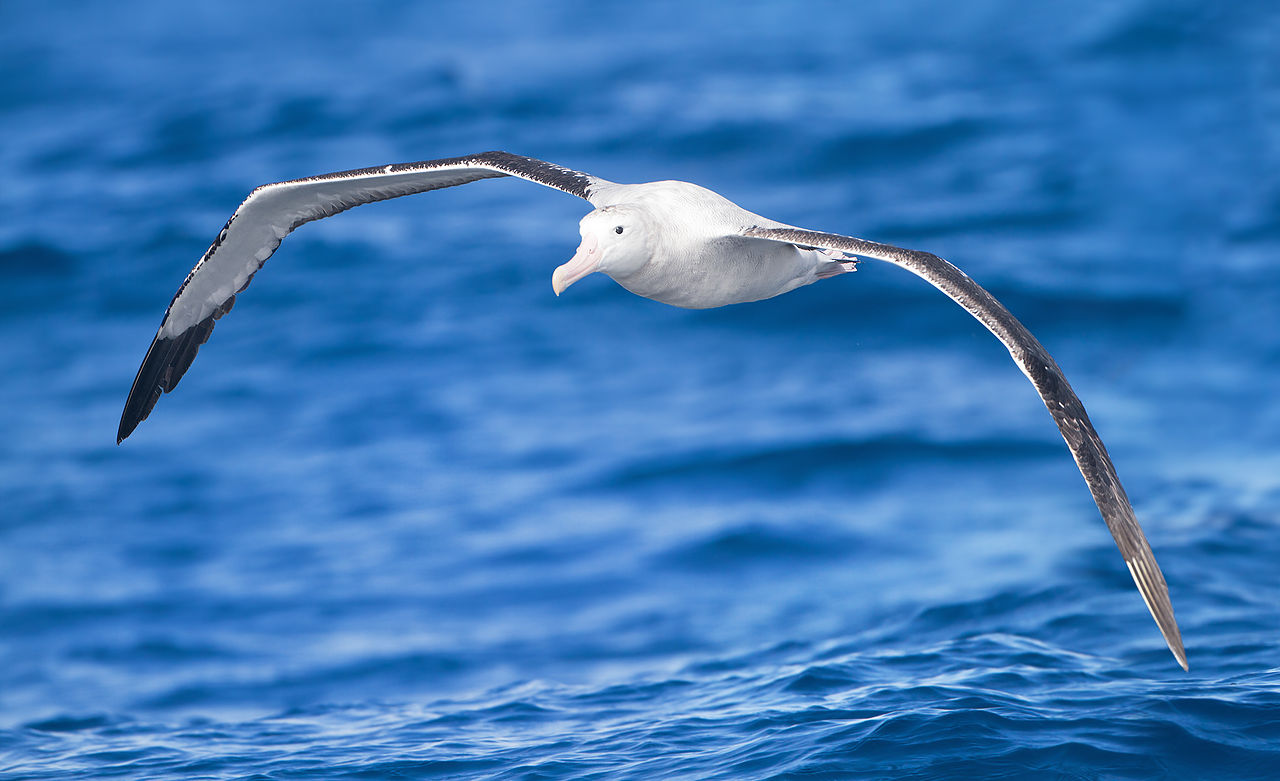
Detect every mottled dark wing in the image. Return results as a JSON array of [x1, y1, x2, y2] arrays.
[[118, 152, 604, 443], [743, 225, 1187, 671]]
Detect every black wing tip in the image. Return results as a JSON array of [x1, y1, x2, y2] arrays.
[[1155, 606, 1189, 671], [1159, 604, 1189, 671], [117, 337, 168, 444], [117, 415, 142, 444], [116, 314, 218, 444], [1163, 629, 1189, 671], [1157, 602, 1188, 671], [1123, 548, 1189, 671]]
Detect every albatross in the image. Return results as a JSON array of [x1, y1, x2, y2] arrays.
[[117, 151, 1187, 670]]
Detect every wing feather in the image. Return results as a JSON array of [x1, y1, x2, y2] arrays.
[[743, 225, 1188, 670], [117, 152, 603, 442]]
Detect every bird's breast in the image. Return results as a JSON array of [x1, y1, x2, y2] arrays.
[[610, 237, 822, 310]]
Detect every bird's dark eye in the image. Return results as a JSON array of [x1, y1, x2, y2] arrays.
[[615, 226, 624, 234]]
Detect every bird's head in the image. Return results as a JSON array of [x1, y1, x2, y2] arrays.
[[553, 206, 650, 295]]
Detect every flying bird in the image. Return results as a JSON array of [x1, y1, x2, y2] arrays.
[[117, 151, 1187, 670]]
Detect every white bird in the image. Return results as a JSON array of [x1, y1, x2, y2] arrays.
[[117, 151, 1187, 670]]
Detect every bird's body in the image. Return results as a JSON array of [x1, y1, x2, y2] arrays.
[[588, 180, 851, 308], [117, 151, 1187, 670]]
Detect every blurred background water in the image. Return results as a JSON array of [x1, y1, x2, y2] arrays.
[[2, 1, 1280, 778]]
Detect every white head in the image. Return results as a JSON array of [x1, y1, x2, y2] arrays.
[[552, 206, 651, 295]]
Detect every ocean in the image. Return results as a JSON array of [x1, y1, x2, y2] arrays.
[[2, 1, 1279, 777]]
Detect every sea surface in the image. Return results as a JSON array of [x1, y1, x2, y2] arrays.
[[3, 2, 1280, 778]]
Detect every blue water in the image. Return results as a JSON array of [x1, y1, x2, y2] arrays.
[[3, 1, 1280, 777]]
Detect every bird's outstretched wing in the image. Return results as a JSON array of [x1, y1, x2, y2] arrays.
[[743, 225, 1187, 671], [117, 152, 605, 443]]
